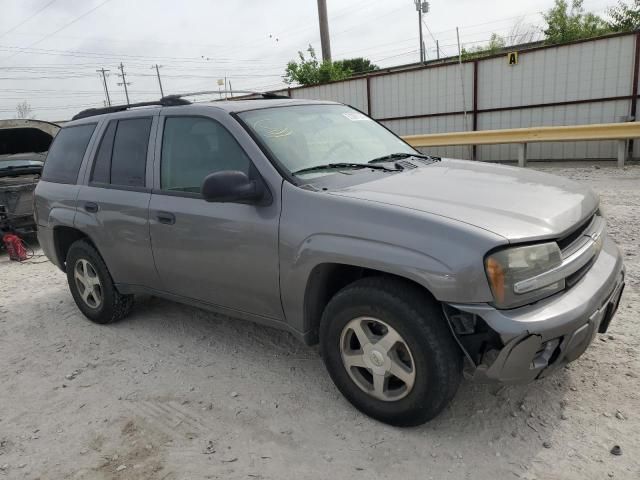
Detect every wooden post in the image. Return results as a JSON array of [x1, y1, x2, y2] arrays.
[[517, 143, 527, 167]]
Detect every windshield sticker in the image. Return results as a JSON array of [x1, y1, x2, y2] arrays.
[[342, 112, 371, 122], [252, 118, 292, 138]]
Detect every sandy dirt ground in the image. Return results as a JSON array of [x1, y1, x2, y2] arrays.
[[0, 163, 638, 480]]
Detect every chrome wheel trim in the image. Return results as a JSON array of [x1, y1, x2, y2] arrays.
[[339, 316, 416, 402], [74, 258, 103, 309]]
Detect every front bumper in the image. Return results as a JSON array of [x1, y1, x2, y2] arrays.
[[450, 234, 625, 383]]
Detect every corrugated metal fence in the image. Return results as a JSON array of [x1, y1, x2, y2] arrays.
[[272, 31, 640, 162]]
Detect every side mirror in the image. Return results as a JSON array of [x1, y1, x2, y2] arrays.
[[201, 170, 266, 204]]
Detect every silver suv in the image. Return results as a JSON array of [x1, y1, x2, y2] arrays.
[[34, 95, 625, 426]]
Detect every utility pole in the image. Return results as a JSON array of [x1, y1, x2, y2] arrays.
[[96, 68, 111, 106], [152, 64, 164, 97], [414, 1, 429, 64], [317, 0, 332, 62], [117, 62, 131, 105]]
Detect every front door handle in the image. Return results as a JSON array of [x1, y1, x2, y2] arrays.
[[84, 202, 99, 213], [156, 211, 175, 225]]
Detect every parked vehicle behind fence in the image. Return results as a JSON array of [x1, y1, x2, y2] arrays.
[[34, 95, 625, 426]]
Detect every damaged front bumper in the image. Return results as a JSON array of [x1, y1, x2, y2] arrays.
[[448, 234, 625, 384]]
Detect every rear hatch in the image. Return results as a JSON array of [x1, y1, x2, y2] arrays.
[[0, 119, 60, 224]]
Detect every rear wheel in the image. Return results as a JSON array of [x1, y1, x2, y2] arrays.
[[319, 277, 462, 426], [66, 240, 133, 324]]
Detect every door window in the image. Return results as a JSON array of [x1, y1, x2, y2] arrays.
[[90, 120, 116, 184], [90, 117, 152, 187], [160, 117, 250, 193], [41, 123, 97, 184]]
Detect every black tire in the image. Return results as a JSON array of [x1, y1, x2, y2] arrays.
[[319, 276, 462, 426], [66, 239, 133, 324]]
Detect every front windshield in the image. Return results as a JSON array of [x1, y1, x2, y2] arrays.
[[238, 104, 416, 176]]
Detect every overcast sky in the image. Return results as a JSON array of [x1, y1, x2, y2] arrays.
[[0, 0, 617, 120]]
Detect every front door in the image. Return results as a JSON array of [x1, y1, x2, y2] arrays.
[[148, 114, 283, 319]]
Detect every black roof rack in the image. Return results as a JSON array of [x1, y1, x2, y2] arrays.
[[162, 90, 290, 101], [72, 97, 191, 120], [72, 89, 289, 121]]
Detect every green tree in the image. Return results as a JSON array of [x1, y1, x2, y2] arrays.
[[461, 33, 507, 60], [608, 0, 640, 31], [333, 57, 379, 75], [543, 0, 610, 44], [284, 45, 352, 86]]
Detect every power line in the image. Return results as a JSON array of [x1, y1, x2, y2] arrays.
[[0, 43, 284, 65], [0, 0, 58, 40], [1, 0, 113, 63], [422, 19, 444, 60]]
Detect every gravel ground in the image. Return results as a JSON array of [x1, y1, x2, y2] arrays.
[[0, 163, 638, 480]]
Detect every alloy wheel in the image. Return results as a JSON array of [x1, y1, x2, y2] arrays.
[[339, 316, 416, 401], [74, 258, 103, 309]]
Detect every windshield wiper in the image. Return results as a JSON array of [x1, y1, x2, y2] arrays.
[[292, 162, 400, 176], [368, 152, 434, 164]]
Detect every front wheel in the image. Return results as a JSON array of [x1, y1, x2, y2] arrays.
[[319, 277, 462, 426]]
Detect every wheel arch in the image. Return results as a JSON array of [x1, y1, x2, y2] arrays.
[[302, 262, 439, 345], [52, 226, 99, 272]]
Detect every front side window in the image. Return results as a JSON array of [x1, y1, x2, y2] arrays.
[[238, 105, 416, 176], [160, 116, 250, 193], [41, 124, 96, 184], [90, 118, 151, 187]]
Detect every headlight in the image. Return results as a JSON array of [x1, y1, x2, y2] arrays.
[[485, 242, 564, 309]]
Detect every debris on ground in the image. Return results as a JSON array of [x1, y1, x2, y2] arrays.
[[610, 445, 622, 456], [65, 370, 81, 380]]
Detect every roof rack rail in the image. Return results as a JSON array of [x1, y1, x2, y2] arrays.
[[161, 90, 290, 101], [72, 97, 191, 120], [72, 89, 289, 121]]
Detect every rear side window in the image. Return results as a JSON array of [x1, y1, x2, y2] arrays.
[[41, 124, 96, 184], [111, 118, 152, 187], [90, 121, 116, 184], [89, 118, 152, 188]]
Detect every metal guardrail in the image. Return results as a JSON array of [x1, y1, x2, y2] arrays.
[[401, 122, 640, 167]]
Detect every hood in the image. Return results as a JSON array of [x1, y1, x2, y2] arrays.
[[329, 159, 599, 242], [0, 119, 60, 156]]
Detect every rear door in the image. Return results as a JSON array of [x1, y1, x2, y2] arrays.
[[75, 114, 161, 290], [148, 111, 283, 319]]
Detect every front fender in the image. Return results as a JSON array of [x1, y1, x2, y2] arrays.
[[297, 232, 454, 291], [280, 233, 458, 335]]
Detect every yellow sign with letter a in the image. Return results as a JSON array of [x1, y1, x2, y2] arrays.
[[508, 52, 518, 66]]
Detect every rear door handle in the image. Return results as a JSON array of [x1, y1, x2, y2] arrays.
[[156, 211, 176, 225], [84, 202, 99, 213]]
